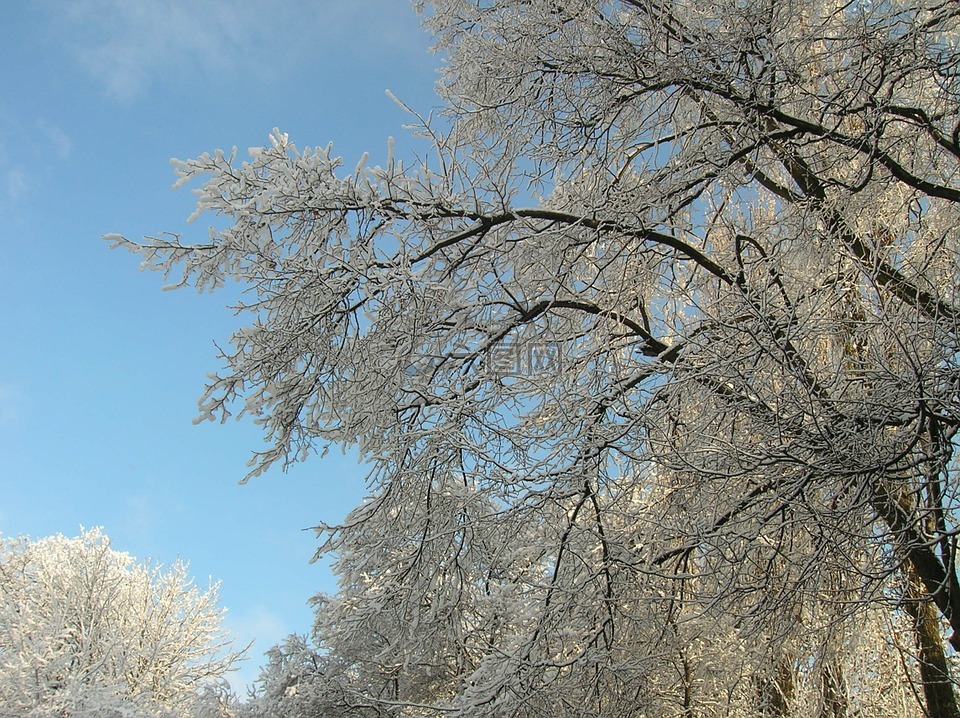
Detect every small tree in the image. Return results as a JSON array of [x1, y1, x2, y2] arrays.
[[0, 528, 244, 717]]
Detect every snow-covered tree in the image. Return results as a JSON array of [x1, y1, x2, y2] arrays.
[[237, 633, 389, 718], [0, 528, 244, 718], [109, 0, 960, 715]]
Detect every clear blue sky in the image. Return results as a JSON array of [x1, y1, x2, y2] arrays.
[[0, 0, 439, 694]]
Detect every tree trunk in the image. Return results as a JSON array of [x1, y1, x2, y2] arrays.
[[904, 568, 960, 718], [757, 657, 794, 717], [820, 653, 847, 718]]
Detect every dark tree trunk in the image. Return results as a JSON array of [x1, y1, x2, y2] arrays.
[[904, 568, 960, 718], [757, 657, 794, 717], [820, 653, 847, 718]]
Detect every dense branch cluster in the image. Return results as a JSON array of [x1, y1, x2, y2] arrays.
[[111, 1, 960, 716]]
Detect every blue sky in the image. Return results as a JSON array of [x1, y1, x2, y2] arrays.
[[0, 0, 440, 694]]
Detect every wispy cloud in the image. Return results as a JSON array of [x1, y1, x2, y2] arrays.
[[2, 168, 28, 208], [0, 384, 22, 427], [36, 119, 72, 160], [119, 492, 158, 541], [0, 117, 26, 212], [0, 113, 70, 214], [44, 0, 249, 101], [40, 0, 432, 102], [224, 605, 289, 696]]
